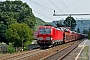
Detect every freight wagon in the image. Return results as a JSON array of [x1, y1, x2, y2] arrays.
[[37, 26, 86, 48]]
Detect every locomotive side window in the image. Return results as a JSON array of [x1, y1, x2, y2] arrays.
[[39, 28, 51, 34]]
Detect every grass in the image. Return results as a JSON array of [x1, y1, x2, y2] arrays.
[[83, 46, 89, 52], [81, 46, 89, 60]]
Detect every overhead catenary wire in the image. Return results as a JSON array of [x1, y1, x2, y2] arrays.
[[61, 0, 71, 13], [62, 0, 81, 10], [29, 0, 53, 14], [49, 0, 65, 14], [56, 0, 81, 13], [29, 0, 53, 10], [73, 0, 88, 13], [28, 0, 90, 21], [27, 0, 54, 22], [32, 10, 53, 20]]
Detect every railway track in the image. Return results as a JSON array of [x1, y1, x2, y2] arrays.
[[42, 40, 84, 60], [28, 39, 84, 60], [0, 39, 84, 60], [0, 49, 43, 60]]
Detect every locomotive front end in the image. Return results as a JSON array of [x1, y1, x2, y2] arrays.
[[37, 26, 52, 47]]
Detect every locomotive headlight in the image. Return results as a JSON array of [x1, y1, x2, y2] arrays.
[[39, 37, 43, 40], [37, 38, 39, 40], [46, 37, 51, 40], [51, 38, 52, 40]]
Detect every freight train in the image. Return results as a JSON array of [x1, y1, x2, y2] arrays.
[[37, 26, 87, 48]]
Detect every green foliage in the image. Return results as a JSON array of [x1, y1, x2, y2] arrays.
[[7, 43, 15, 53], [63, 16, 77, 30], [83, 28, 90, 39], [80, 46, 89, 60], [59, 21, 63, 27], [83, 30, 88, 34], [88, 31, 90, 39], [24, 41, 32, 50], [52, 21, 63, 27], [83, 46, 89, 52], [36, 17, 46, 25], [34, 17, 46, 31], [0, 22, 7, 37], [0, 1, 36, 28], [0, 1, 36, 43], [77, 28, 80, 33], [6, 23, 33, 47], [45, 23, 53, 26]]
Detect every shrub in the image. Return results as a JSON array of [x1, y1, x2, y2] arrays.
[[24, 41, 32, 50], [7, 43, 15, 53]]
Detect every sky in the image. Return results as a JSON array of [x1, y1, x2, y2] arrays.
[[1, 0, 90, 22]]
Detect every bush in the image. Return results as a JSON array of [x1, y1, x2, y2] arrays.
[[7, 43, 15, 53], [88, 31, 90, 39], [24, 41, 32, 50]]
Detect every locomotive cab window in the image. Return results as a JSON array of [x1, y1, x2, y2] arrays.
[[39, 28, 51, 34]]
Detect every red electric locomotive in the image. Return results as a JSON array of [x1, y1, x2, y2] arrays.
[[37, 26, 64, 47]]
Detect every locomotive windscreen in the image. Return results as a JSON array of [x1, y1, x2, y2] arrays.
[[39, 28, 51, 34]]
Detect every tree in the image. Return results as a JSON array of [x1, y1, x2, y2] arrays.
[[77, 28, 80, 33], [0, 1, 36, 43], [6, 23, 33, 47], [0, 12, 17, 43], [89, 28, 90, 31], [88, 31, 90, 39], [63, 16, 77, 30], [52, 21, 63, 27], [0, 1, 36, 29], [82, 30, 88, 34], [58, 21, 63, 27], [35, 17, 46, 31]]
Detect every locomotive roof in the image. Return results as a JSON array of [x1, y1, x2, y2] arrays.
[[39, 26, 72, 31], [39, 26, 53, 28]]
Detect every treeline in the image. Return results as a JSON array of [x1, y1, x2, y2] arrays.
[[88, 31, 90, 39], [0, 0, 37, 50], [35, 17, 47, 31], [83, 29, 90, 39]]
